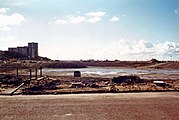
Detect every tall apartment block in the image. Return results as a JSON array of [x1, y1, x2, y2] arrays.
[[28, 42, 38, 59], [8, 42, 38, 59]]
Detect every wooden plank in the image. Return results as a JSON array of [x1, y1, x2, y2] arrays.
[[10, 83, 25, 95]]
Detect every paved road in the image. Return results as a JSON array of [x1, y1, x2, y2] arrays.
[[0, 92, 178, 120]]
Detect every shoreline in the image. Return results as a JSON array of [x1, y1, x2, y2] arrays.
[[1, 60, 179, 70]]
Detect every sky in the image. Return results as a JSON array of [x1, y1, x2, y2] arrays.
[[0, 0, 179, 61]]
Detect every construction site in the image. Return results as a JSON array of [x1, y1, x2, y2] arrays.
[[0, 60, 178, 95]]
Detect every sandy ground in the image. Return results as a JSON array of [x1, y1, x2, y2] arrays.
[[0, 92, 178, 120]]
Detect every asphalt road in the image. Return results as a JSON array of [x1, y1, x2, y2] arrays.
[[0, 92, 178, 120]]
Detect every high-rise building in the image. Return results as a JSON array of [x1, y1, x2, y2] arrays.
[[8, 42, 38, 59], [28, 42, 38, 59]]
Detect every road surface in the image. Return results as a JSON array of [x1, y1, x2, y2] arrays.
[[0, 92, 178, 120]]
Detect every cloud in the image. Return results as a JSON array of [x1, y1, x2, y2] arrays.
[[0, 26, 10, 31], [109, 40, 178, 55], [41, 39, 179, 60], [68, 16, 86, 24], [85, 39, 179, 60], [174, 9, 179, 13], [51, 11, 105, 25], [154, 41, 179, 54], [0, 8, 10, 14], [0, 8, 26, 31], [54, 16, 86, 24], [86, 17, 101, 23], [51, 11, 126, 25], [109, 16, 120, 22], [54, 19, 68, 25], [85, 11, 106, 17], [85, 11, 105, 23]]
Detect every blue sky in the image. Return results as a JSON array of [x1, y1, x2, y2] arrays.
[[0, 0, 179, 60]]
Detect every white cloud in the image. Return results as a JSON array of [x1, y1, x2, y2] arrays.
[[55, 19, 68, 24], [86, 17, 101, 23], [84, 39, 179, 60], [68, 16, 86, 24], [174, 9, 179, 13], [0, 26, 10, 31], [50, 11, 106, 25], [54, 16, 86, 24], [0, 13, 26, 26], [85, 11, 106, 17], [51, 11, 127, 25], [0, 8, 10, 14], [40, 39, 179, 60], [0, 8, 26, 31], [109, 16, 120, 22], [155, 41, 179, 54], [109, 40, 178, 55]]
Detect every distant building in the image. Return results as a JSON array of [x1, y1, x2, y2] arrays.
[[28, 42, 38, 59], [8, 42, 38, 59]]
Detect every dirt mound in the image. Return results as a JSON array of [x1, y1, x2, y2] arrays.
[[112, 75, 144, 84], [157, 62, 179, 69], [42, 61, 86, 68], [149, 59, 161, 63], [141, 62, 179, 70]]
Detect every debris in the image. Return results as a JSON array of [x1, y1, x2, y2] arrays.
[[90, 83, 99, 88], [0, 74, 21, 85], [112, 75, 144, 84], [70, 82, 84, 88], [153, 81, 166, 87]]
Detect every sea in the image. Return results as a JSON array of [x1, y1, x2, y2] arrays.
[[42, 67, 179, 78]]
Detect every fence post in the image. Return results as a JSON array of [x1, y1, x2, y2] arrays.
[[40, 66, 42, 77], [35, 68, 38, 79], [29, 69, 32, 81], [16, 67, 18, 79]]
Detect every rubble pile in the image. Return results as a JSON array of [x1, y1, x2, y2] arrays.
[[0, 74, 22, 86], [0, 75, 178, 95], [23, 77, 59, 94], [112, 75, 145, 84]]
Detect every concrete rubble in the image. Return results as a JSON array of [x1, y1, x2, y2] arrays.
[[0, 74, 178, 95]]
